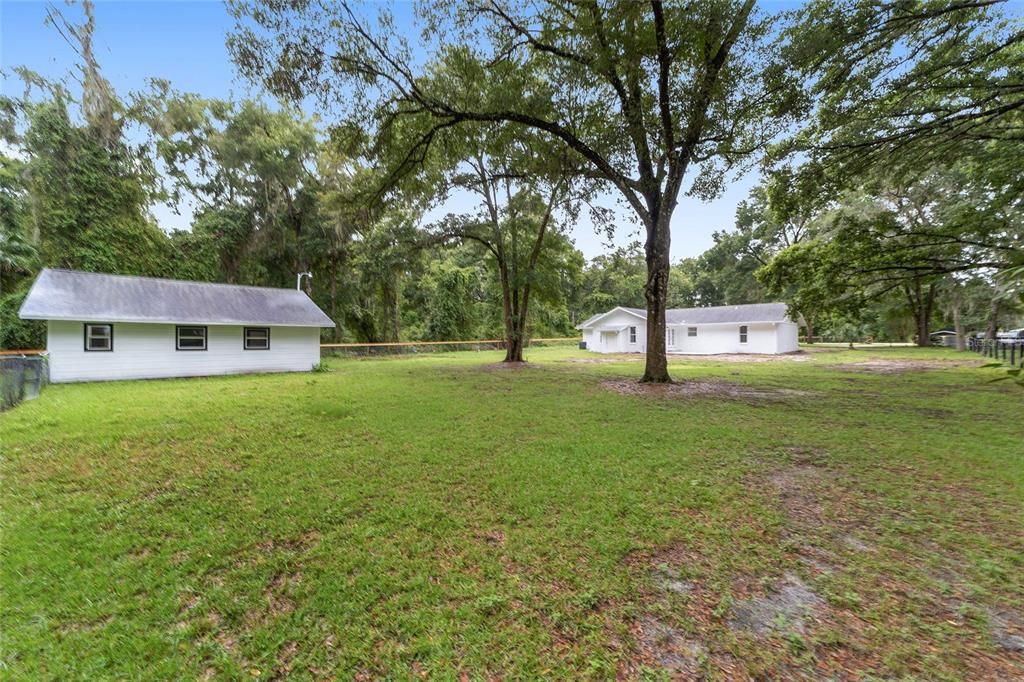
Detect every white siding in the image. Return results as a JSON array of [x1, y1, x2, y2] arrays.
[[668, 322, 779, 354], [775, 322, 799, 353], [581, 309, 801, 355], [47, 321, 321, 383], [582, 309, 645, 353]]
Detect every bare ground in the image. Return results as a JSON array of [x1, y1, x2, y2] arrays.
[[480, 361, 536, 371], [602, 378, 814, 402], [564, 352, 810, 364], [615, 454, 1024, 680], [831, 359, 981, 374]]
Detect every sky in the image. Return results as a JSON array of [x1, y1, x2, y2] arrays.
[[1, 0, 762, 262]]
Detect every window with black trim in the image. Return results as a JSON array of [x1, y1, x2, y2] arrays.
[[739, 325, 748, 344], [244, 327, 270, 350], [84, 324, 113, 351], [176, 326, 207, 351], [687, 326, 697, 337], [628, 326, 637, 343]]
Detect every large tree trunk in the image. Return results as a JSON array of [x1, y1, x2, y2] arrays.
[[952, 299, 966, 352], [498, 179, 558, 364], [905, 280, 936, 347], [329, 259, 341, 342], [496, 258, 524, 363], [503, 288, 525, 363], [916, 282, 936, 347], [916, 316, 930, 347], [985, 299, 1001, 347], [642, 213, 671, 382], [384, 274, 401, 342], [507, 274, 532, 364], [504, 329, 525, 362]]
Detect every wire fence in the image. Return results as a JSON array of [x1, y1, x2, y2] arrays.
[[1, 354, 49, 411], [968, 337, 1024, 368], [320, 337, 581, 358]]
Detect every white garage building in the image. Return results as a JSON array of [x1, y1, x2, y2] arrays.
[[577, 303, 800, 355], [19, 269, 334, 383]]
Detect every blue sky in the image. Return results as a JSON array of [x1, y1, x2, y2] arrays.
[[1, 0, 761, 262]]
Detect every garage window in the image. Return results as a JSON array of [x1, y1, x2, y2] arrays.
[[688, 326, 697, 337], [628, 326, 637, 343], [244, 327, 270, 350], [176, 326, 208, 351], [739, 325, 748, 344], [666, 328, 676, 346], [84, 324, 113, 351]]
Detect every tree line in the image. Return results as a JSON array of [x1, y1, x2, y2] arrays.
[[2, 0, 1022, 370]]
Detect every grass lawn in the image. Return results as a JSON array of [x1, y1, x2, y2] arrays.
[[2, 345, 1022, 680]]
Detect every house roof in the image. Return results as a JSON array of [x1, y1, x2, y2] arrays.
[[575, 306, 646, 330], [19, 269, 335, 327], [577, 302, 794, 329]]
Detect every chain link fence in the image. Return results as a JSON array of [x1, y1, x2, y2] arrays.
[[1, 354, 49, 411], [320, 337, 580, 358]]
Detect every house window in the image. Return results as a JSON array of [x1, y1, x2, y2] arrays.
[[688, 327, 697, 337], [84, 324, 113, 352], [244, 327, 270, 350], [176, 326, 208, 351], [739, 325, 748, 344], [666, 328, 676, 346], [628, 326, 637, 343]]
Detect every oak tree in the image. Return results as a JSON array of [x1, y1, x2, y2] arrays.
[[228, 0, 804, 381]]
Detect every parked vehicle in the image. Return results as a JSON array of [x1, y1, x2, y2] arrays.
[[997, 328, 1024, 345]]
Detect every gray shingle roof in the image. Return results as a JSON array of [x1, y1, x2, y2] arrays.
[[665, 303, 791, 325], [19, 269, 335, 327], [576, 312, 608, 328], [579, 303, 793, 328]]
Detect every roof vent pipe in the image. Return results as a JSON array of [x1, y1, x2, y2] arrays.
[[296, 271, 313, 291]]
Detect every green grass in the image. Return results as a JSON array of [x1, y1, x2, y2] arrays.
[[2, 345, 1022, 680]]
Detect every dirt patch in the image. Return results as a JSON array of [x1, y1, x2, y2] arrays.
[[985, 606, 1024, 652], [727, 572, 825, 637], [272, 640, 300, 679], [767, 465, 828, 522], [635, 616, 706, 677], [480, 361, 537, 371], [671, 351, 811, 363], [623, 544, 870, 678], [832, 359, 977, 374], [562, 356, 641, 364], [257, 570, 301, 622], [253, 530, 321, 555], [569, 352, 810, 364], [58, 614, 114, 634], [796, 545, 838, 574], [602, 378, 813, 402], [477, 529, 505, 546], [839, 533, 875, 553], [649, 565, 696, 595]]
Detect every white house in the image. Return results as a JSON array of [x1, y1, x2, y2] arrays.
[[19, 269, 335, 383], [930, 330, 959, 347], [577, 303, 800, 355]]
